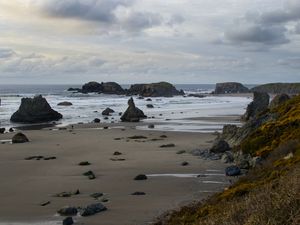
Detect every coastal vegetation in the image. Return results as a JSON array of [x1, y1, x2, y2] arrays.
[[155, 94, 300, 225]]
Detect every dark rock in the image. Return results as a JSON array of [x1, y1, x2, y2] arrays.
[[67, 87, 81, 92], [57, 207, 78, 216], [181, 161, 189, 166], [225, 166, 241, 176], [137, 96, 144, 99], [160, 135, 167, 138], [160, 143, 175, 148], [176, 150, 186, 154], [10, 95, 62, 123], [148, 124, 155, 129], [102, 107, 115, 115], [12, 132, 29, 143], [243, 92, 270, 121], [44, 156, 56, 160], [93, 118, 100, 123], [79, 161, 91, 166], [128, 135, 148, 139], [40, 201, 51, 206], [113, 151, 122, 156], [121, 98, 146, 122], [63, 217, 74, 225], [214, 82, 249, 94], [132, 192, 146, 195], [187, 94, 206, 98], [210, 140, 230, 153], [9, 128, 14, 132], [83, 171, 96, 180], [146, 98, 152, 101], [90, 192, 103, 199], [0, 128, 5, 134], [82, 81, 103, 93], [82, 81, 125, 95], [127, 82, 184, 97], [80, 203, 107, 217], [57, 101, 73, 106], [270, 93, 290, 109], [146, 104, 154, 108], [134, 174, 148, 180]]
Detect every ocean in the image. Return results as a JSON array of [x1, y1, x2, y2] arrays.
[[0, 84, 252, 132]]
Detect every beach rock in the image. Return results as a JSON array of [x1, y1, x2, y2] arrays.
[[0, 128, 5, 134], [82, 81, 103, 93], [80, 203, 107, 217], [160, 143, 175, 148], [10, 95, 62, 123], [225, 166, 241, 176], [9, 128, 14, 132], [83, 171, 96, 180], [57, 101, 73, 106], [210, 140, 230, 153], [134, 174, 148, 180], [113, 151, 122, 156], [93, 118, 100, 123], [146, 104, 154, 108], [102, 108, 115, 115], [57, 207, 78, 216], [269, 93, 290, 109], [214, 82, 249, 94], [120, 98, 146, 122], [181, 161, 189, 166], [127, 82, 184, 97], [79, 161, 91, 166], [132, 192, 146, 195], [148, 124, 155, 129], [12, 132, 29, 143], [63, 217, 74, 225], [243, 92, 270, 121]]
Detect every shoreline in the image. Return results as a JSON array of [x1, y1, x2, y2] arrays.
[[0, 120, 234, 225]]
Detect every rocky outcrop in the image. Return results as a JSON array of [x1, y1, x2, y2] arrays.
[[127, 82, 184, 97], [120, 98, 146, 122], [251, 83, 300, 94], [57, 101, 73, 106], [210, 140, 231, 153], [243, 92, 269, 121], [214, 82, 249, 94], [81, 81, 125, 95], [12, 132, 29, 143], [10, 95, 62, 123], [102, 108, 115, 115], [269, 93, 290, 109]]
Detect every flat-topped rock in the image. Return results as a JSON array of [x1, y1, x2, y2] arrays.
[[10, 95, 62, 123], [81, 81, 125, 95], [127, 82, 184, 97], [214, 82, 249, 94]]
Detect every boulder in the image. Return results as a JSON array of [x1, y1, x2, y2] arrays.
[[63, 217, 74, 225], [57, 207, 78, 216], [269, 93, 290, 109], [93, 118, 101, 123], [225, 166, 241, 176], [134, 174, 148, 180], [210, 140, 231, 153], [57, 101, 72, 106], [102, 108, 115, 115], [10, 95, 62, 123], [214, 82, 249, 94], [127, 82, 184, 97], [0, 128, 5, 134], [243, 92, 270, 121], [146, 104, 154, 108], [80, 203, 107, 217], [120, 98, 146, 122], [12, 133, 29, 143]]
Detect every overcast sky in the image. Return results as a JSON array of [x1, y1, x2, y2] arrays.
[[0, 0, 299, 84]]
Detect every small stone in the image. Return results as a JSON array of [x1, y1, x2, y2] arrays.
[[83, 171, 96, 180], [79, 161, 91, 166], [181, 161, 189, 166], [148, 124, 155, 129], [134, 174, 148, 180], [176, 150, 186, 154], [40, 201, 50, 206], [63, 217, 74, 225], [113, 151, 122, 156], [160, 143, 175, 148], [146, 104, 154, 108], [80, 203, 107, 217], [131, 192, 146, 195]]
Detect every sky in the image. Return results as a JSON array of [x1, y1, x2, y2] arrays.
[[0, 0, 299, 84]]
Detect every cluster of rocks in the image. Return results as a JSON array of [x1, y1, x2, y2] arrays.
[[68, 81, 184, 97]]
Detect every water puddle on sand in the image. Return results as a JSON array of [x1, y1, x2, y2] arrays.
[[147, 173, 224, 178]]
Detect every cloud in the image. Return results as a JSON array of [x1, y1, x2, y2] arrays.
[[0, 49, 16, 59], [225, 25, 289, 45], [277, 57, 300, 69]]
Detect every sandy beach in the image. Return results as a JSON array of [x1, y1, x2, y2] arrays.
[[0, 121, 233, 225]]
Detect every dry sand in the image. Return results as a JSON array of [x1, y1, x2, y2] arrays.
[[0, 123, 232, 225]]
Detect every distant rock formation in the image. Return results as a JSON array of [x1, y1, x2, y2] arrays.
[[251, 83, 300, 94], [243, 92, 270, 121], [10, 95, 62, 123], [69, 81, 125, 95], [214, 82, 249, 94], [127, 82, 184, 97], [57, 101, 73, 106], [121, 98, 146, 122]]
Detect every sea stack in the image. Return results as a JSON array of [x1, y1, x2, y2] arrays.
[[10, 95, 62, 123], [121, 98, 146, 122], [214, 82, 249, 94]]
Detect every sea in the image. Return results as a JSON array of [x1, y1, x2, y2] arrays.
[[0, 84, 253, 133]]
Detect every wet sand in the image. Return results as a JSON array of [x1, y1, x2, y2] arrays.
[[0, 123, 232, 225]]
